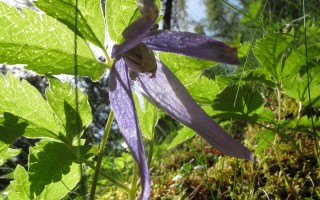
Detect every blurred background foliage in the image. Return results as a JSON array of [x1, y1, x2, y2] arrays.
[[1, 0, 320, 199]]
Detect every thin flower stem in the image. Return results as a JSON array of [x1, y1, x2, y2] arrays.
[[128, 162, 139, 200], [85, 160, 130, 192], [89, 111, 114, 200]]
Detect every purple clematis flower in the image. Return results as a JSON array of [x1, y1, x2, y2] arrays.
[[109, 1, 253, 199]]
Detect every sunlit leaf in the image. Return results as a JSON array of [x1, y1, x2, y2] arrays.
[[28, 140, 81, 199], [168, 126, 195, 150], [0, 2, 107, 81], [106, 0, 162, 44], [0, 73, 60, 139], [106, 0, 140, 44], [34, 0, 105, 49], [0, 141, 20, 166], [46, 76, 92, 143], [8, 165, 32, 200], [159, 52, 219, 104], [253, 33, 302, 84], [133, 92, 159, 140]]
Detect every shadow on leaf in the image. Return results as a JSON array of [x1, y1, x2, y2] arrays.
[[29, 141, 75, 197], [0, 112, 28, 144]]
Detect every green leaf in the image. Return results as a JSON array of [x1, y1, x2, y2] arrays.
[[133, 91, 159, 140], [0, 73, 60, 139], [159, 52, 219, 104], [243, 68, 275, 88], [253, 33, 302, 83], [46, 76, 92, 143], [257, 108, 275, 124], [284, 66, 320, 107], [106, 0, 140, 44], [160, 52, 218, 83], [0, 73, 93, 143], [34, 0, 105, 50], [213, 84, 264, 122], [8, 165, 32, 200], [0, 113, 28, 143], [114, 157, 125, 170], [0, 141, 20, 166], [106, 0, 162, 44], [240, 0, 262, 23], [168, 127, 195, 150], [280, 116, 320, 134], [255, 129, 275, 155], [0, 113, 25, 165], [186, 76, 220, 105], [28, 140, 81, 199], [0, 2, 107, 81], [283, 43, 320, 106]]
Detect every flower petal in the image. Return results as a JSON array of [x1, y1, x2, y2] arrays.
[[135, 60, 253, 161], [109, 59, 151, 199], [111, 1, 158, 58], [143, 30, 240, 65]]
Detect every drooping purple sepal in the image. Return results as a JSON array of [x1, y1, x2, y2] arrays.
[[109, 59, 151, 199], [143, 30, 240, 65], [135, 60, 253, 161], [111, 1, 158, 59]]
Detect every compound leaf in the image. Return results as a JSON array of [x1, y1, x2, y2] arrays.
[[0, 2, 106, 81]]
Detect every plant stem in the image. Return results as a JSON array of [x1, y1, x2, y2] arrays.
[[89, 111, 114, 200], [85, 160, 130, 192], [273, 134, 300, 199], [128, 161, 139, 200], [276, 86, 282, 123]]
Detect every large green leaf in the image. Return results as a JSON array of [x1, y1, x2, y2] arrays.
[[253, 33, 303, 84], [106, 0, 140, 44], [0, 2, 107, 81], [46, 76, 92, 144], [0, 73, 60, 139], [0, 73, 93, 143], [283, 44, 320, 107], [34, 0, 105, 50], [284, 66, 320, 107], [7, 141, 97, 199]]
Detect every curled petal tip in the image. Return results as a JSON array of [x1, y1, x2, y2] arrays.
[[249, 153, 255, 162], [223, 45, 240, 65], [143, 31, 240, 65]]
